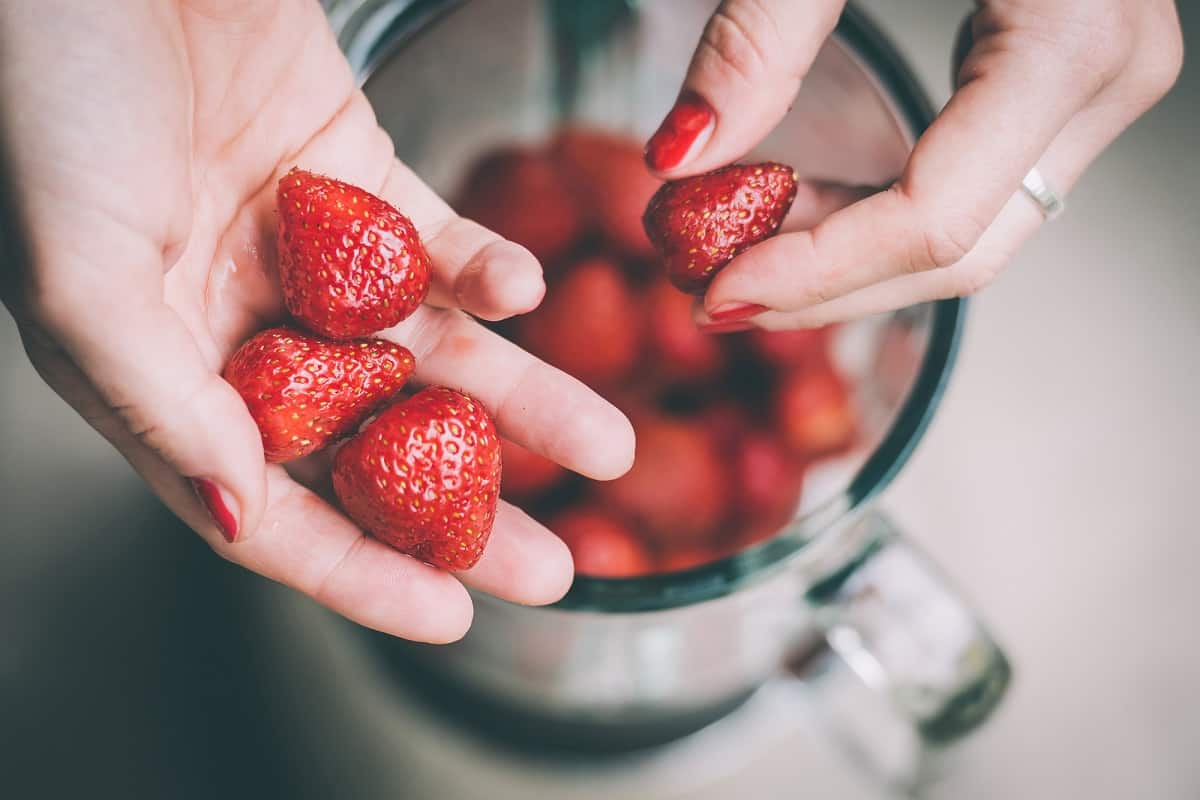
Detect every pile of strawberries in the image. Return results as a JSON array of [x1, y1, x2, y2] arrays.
[[457, 130, 857, 578], [224, 168, 501, 571]]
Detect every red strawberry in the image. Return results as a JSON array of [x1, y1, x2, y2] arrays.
[[515, 257, 640, 387], [552, 129, 662, 261], [332, 387, 502, 571], [277, 168, 431, 340], [548, 506, 654, 578], [731, 430, 805, 529], [457, 147, 584, 266], [774, 367, 856, 458], [223, 326, 414, 462], [748, 325, 834, 369], [595, 416, 728, 544], [500, 438, 565, 500], [643, 162, 798, 294], [645, 278, 724, 381]]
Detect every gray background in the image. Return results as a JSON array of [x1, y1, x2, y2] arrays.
[[2, 1, 1198, 797]]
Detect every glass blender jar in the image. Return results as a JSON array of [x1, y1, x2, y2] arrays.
[[311, 0, 1010, 783]]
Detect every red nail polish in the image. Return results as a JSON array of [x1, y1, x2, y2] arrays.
[[191, 478, 238, 543], [698, 319, 755, 334], [707, 302, 768, 323], [645, 90, 715, 172]]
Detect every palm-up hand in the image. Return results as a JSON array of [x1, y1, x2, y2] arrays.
[[0, 0, 634, 642]]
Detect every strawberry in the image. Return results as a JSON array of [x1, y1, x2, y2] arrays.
[[548, 506, 654, 578], [500, 438, 565, 500], [697, 402, 751, 456], [552, 129, 662, 261], [645, 278, 724, 381], [595, 415, 728, 544], [731, 430, 805, 530], [456, 147, 584, 266], [643, 162, 798, 294], [223, 326, 414, 463], [277, 168, 431, 340], [514, 257, 640, 387], [774, 366, 856, 458], [748, 325, 834, 369], [332, 387, 502, 571]]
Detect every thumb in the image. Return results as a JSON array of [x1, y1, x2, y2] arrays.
[[28, 284, 268, 546], [644, 0, 847, 176]]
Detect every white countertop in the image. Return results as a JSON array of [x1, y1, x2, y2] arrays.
[[861, 1, 1200, 797]]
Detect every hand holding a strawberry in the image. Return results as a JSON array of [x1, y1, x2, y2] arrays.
[[646, 0, 1182, 332], [0, 1, 634, 642]]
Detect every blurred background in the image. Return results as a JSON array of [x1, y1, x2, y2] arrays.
[[2, 1, 1198, 798]]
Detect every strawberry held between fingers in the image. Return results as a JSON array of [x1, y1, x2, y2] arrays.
[[277, 168, 432, 340], [643, 162, 798, 294], [223, 327, 415, 463], [332, 386, 502, 571]]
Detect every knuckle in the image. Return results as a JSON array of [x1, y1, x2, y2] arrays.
[[1015, 7, 1134, 93], [909, 214, 982, 272], [313, 535, 370, 607], [951, 263, 998, 296], [108, 399, 166, 451], [1132, 25, 1184, 101], [701, 6, 771, 86], [1075, 24, 1134, 85]]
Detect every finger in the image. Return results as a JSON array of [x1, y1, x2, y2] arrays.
[[382, 307, 636, 481], [30, 337, 523, 640], [694, 179, 876, 325], [379, 159, 546, 321], [739, 191, 1045, 331], [25, 267, 267, 544], [283, 439, 574, 605], [221, 471, 474, 643], [457, 502, 574, 606], [781, 179, 879, 232], [702, 27, 1108, 315], [644, 0, 846, 176]]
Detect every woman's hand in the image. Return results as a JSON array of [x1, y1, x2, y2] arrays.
[[644, 0, 1183, 331], [0, 0, 634, 642]]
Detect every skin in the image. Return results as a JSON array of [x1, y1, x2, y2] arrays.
[[653, 0, 1185, 330], [0, 0, 635, 643]]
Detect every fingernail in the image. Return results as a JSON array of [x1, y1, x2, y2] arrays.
[[645, 90, 715, 172], [698, 319, 755, 334], [707, 302, 768, 323], [190, 478, 239, 543]]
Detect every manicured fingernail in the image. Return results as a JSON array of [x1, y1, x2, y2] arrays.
[[645, 90, 715, 172], [699, 319, 755, 334], [707, 302, 768, 322], [190, 478, 239, 543]]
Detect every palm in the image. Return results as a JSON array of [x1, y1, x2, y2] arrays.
[[5, 1, 634, 642]]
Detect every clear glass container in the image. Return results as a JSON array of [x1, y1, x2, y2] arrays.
[[321, 0, 1010, 778]]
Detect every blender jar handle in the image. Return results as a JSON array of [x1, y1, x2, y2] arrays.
[[795, 509, 1010, 769]]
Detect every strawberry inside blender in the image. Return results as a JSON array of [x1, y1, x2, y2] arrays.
[[456, 129, 858, 577]]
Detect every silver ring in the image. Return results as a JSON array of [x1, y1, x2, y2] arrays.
[[1021, 167, 1065, 220]]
